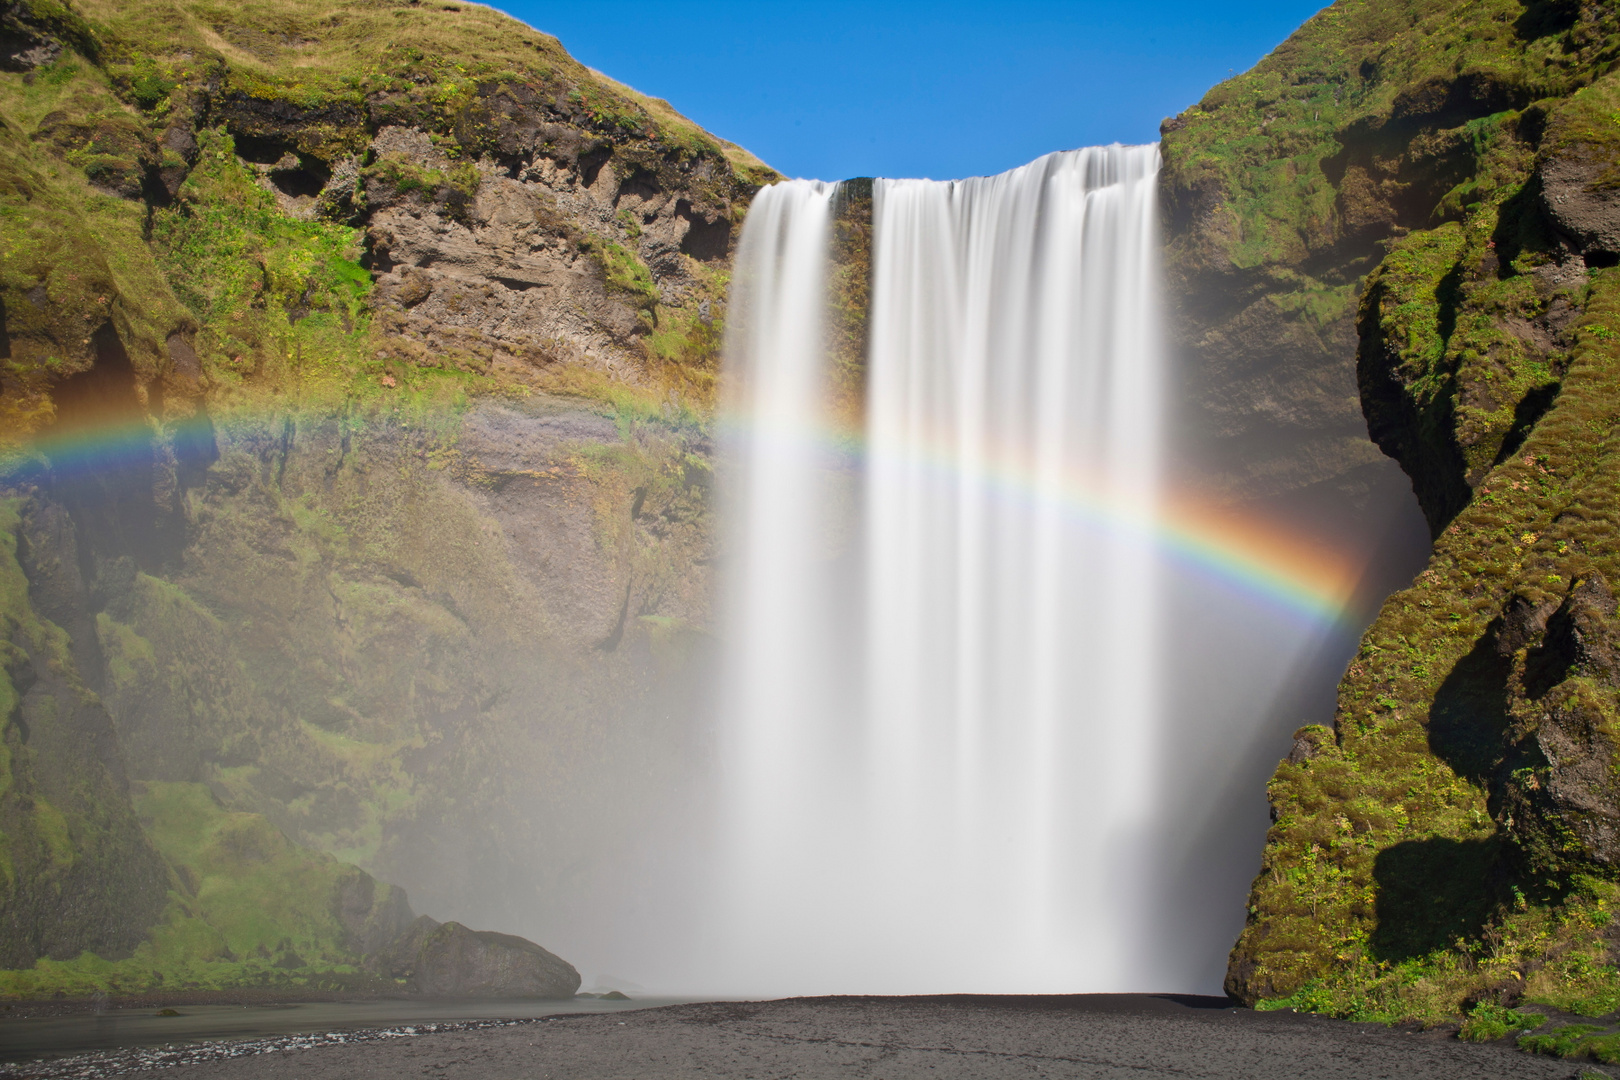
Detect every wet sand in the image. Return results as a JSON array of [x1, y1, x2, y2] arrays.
[[6, 994, 1581, 1080]]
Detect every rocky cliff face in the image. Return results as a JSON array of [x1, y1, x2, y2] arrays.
[[1173, 0, 1620, 1023], [0, 0, 759, 994], [1162, 0, 1614, 525], [17, 0, 1620, 1019]]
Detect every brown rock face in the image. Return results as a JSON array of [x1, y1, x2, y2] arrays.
[[370, 916, 581, 999], [361, 125, 650, 379]]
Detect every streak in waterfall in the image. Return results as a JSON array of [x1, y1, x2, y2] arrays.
[[715, 147, 1164, 995]]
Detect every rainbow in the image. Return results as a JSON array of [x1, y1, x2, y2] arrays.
[[721, 411, 1368, 632], [2, 414, 218, 484], [4, 407, 1368, 632]]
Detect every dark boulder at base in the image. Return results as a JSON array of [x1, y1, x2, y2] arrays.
[[368, 916, 581, 998]]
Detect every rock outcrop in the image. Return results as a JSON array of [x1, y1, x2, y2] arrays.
[[369, 917, 581, 999], [1540, 153, 1620, 261], [1208, 0, 1620, 1023]]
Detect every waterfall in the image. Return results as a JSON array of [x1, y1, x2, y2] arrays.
[[716, 146, 1166, 994]]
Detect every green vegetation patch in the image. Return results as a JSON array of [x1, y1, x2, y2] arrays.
[[1519, 1024, 1620, 1063], [584, 237, 659, 316], [0, 780, 401, 999], [1459, 1001, 1548, 1041], [152, 128, 372, 388]]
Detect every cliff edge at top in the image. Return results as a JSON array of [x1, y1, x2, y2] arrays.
[[0, 0, 776, 444]]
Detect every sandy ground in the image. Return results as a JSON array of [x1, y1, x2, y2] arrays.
[[74, 994, 1580, 1080]]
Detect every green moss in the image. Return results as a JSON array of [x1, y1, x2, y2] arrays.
[[96, 611, 155, 692], [565, 85, 649, 138], [361, 155, 480, 212], [1520, 1024, 1614, 1060], [125, 54, 178, 110], [0, 86, 189, 439], [30, 799, 73, 869], [1541, 71, 1620, 168], [643, 264, 728, 401], [1234, 261, 1620, 1019], [586, 238, 658, 315], [1459, 1001, 1547, 1041], [136, 783, 353, 963], [149, 127, 372, 387], [0, 777, 415, 999]]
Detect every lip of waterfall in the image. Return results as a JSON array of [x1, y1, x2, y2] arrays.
[[713, 146, 1180, 997]]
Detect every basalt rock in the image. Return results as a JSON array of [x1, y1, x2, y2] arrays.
[[368, 917, 581, 999], [1499, 576, 1620, 875], [1539, 152, 1620, 261]]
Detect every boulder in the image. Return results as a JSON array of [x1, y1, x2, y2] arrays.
[[1539, 151, 1620, 260], [368, 916, 581, 999]]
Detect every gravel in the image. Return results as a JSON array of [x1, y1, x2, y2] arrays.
[[1, 994, 1595, 1080]]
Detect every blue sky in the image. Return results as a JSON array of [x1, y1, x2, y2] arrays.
[[494, 1, 1328, 181]]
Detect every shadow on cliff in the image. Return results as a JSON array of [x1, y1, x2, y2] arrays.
[[1427, 627, 1513, 785], [1515, 0, 1583, 41], [1371, 837, 1498, 961], [1370, 627, 1513, 961]]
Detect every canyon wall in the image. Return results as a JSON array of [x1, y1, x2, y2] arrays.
[[8, 0, 1620, 1018], [0, 0, 763, 993], [1163, 0, 1620, 1022]]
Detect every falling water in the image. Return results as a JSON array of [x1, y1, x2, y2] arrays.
[[715, 146, 1166, 995]]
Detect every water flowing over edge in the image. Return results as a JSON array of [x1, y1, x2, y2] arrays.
[[711, 146, 1172, 995]]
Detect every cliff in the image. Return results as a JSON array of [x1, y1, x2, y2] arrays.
[[1164, 0, 1620, 1026], [0, 0, 761, 995], [12, 0, 1620, 1024]]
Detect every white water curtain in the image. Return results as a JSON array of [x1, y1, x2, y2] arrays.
[[716, 147, 1165, 994]]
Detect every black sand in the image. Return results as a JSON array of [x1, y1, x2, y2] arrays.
[[16, 994, 1589, 1080]]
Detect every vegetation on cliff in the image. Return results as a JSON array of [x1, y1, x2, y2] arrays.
[[0, 0, 748, 997], [1174, 0, 1620, 1031], [1, 0, 774, 444], [1160, 0, 1619, 508]]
